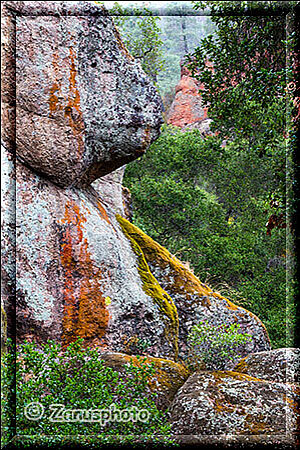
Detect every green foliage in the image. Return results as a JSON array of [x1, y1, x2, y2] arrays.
[[110, 3, 165, 83], [107, 1, 215, 97], [124, 126, 294, 348], [124, 0, 297, 348], [1, 339, 176, 448], [187, 321, 252, 370], [187, 0, 297, 208]]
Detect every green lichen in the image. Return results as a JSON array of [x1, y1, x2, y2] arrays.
[[116, 214, 179, 361]]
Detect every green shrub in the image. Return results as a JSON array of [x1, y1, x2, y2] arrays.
[[1, 339, 176, 448], [124, 125, 290, 348], [187, 321, 253, 371]]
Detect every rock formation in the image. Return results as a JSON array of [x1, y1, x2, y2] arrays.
[[97, 351, 190, 410], [167, 60, 212, 133], [169, 348, 299, 446], [169, 369, 299, 445], [1, 2, 298, 446], [233, 348, 299, 384], [2, 0, 270, 363]]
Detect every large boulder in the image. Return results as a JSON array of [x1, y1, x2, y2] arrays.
[[233, 348, 300, 384], [116, 217, 271, 362], [13, 1, 162, 188], [2, 1, 270, 364], [168, 370, 299, 446]]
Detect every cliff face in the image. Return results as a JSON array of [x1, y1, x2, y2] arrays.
[[2, 1, 270, 362]]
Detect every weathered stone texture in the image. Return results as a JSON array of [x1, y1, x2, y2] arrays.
[[16, 161, 177, 358], [233, 348, 300, 384], [92, 166, 127, 218], [3, 1, 270, 365], [116, 217, 271, 363], [169, 370, 299, 441], [14, 4, 162, 188]]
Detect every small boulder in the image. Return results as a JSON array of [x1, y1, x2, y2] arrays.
[[233, 348, 300, 384], [168, 370, 299, 444]]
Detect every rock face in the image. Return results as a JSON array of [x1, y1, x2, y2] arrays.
[[167, 61, 212, 133], [2, 1, 270, 364], [92, 166, 131, 219], [116, 217, 271, 363], [169, 370, 299, 444], [233, 348, 300, 384]]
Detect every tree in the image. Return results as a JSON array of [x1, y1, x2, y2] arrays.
[[157, 2, 216, 97], [187, 1, 297, 216], [110, 2, 165, 83]]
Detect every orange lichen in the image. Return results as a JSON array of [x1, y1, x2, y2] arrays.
[[49, 82, 60, 115], [100, 352, 189, 398], [48, 46, 84, 156], [60, 200, 109, 347], [232, 357, 249, 374], [139, 125, 152, 154], [65, 47, 84, 134], [283, 387, 300, 415], [49, 52, 62, 116], [97, 200, 110, 224], [243, 414, 269, 434], [212, 370, 265, 384]]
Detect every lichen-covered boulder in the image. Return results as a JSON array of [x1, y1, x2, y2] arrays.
[[233, 348, 300, 384], [15, 161, 179, 359], [116, 216, 271, 362], [168, 370, 299, 444], [13, 1, 162, 188], [97, 351, 190, 410]]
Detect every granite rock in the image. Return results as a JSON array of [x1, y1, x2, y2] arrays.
[[13, 1, 163, 188], [168, 370, 299, 444], [233, 348, 300, 384]]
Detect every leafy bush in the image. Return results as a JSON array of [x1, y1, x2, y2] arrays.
[[187, 321, 253, 370], [1, 339, 176, 448]]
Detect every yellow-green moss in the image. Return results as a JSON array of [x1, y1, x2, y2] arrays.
[[116, 215, 218, 306], [116, 217, 270, 346], [116, 214, 179, 360], [212, 370, 265, 384], [233, 357, 249, 374]]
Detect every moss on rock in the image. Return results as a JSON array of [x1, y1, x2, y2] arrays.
[[116, 214, 179, 360]]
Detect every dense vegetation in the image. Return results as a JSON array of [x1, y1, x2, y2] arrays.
[[188, 321, 253, 370], [1, 339, 175, 448], [124, 1, 298, 348], [124, 127, 290, 348]]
